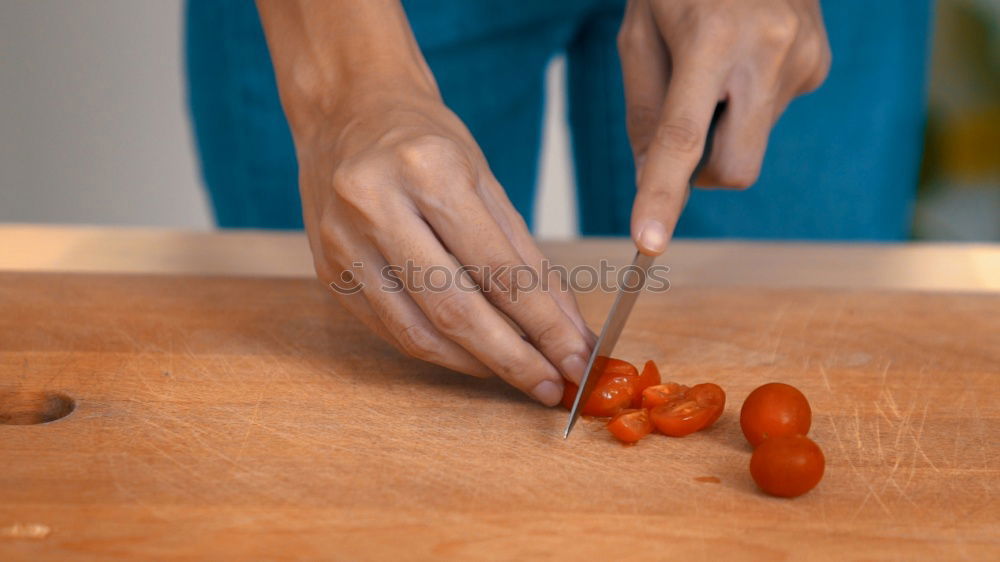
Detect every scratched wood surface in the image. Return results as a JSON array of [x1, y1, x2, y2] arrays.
[[0, 271, 997, 561]]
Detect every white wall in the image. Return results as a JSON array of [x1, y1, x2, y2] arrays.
[[0, 0, 577, 237], [0, 0, 211, 228], [533, 56, 577, 239]]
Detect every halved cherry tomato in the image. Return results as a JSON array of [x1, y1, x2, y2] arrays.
[[688, 383, 726, 427], [606, 409, 654, 444], [630, 360, 662, 407], [649, 383, 726, 437], [641, 382, 690, 409], [749, 434, 825, 497], [740, 382, 812, 447], [597, 357, 639, 380], [560, 357, 639, 417]]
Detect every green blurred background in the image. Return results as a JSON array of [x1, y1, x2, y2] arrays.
[[917, 0, 1000, 240]]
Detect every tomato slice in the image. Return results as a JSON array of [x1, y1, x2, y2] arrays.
[[560, 357, 639, 417], [687, 383, 726, 426], [649, 383, 726, 437], [641, 382, 690, 409], [749, 434, 825, 497], [630, 360, 662, 407], [598, 356, 639, 380], [606, 409, 654, 444], [650, 399, 713, 436]]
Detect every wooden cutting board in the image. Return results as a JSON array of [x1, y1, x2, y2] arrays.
[[1, 271, 997, 560]]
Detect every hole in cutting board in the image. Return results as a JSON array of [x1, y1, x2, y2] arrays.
[[0, 391, 75, 425]]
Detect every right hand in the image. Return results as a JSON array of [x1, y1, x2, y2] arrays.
[[296, 88, 596, 405]]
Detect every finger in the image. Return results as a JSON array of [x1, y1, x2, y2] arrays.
[[402, 164, 593, 387], [694, 89, 773, 189], [479, 175, 598, 382], [318, 222, 493, 379], [312, 246, 398, 346], [631, 53, 725, 255], [618, 0, 670, 177], [370, 209, 567, 406]]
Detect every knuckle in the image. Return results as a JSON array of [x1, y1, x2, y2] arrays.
[[616, 25, 646, 54], [396, 324, 438, 360], [396, 135, 464, 177], [654, 116, 704, 154], [804, 48, 833, 92], [759, 11, 800, 48], [715, 163, 760, 189], [331, 164, 380, 223], [491, 349, 536, 388], [428, 290, 472, 335], [330, 163, 363, 200], [478, 256, 523, 302], [531, 319, 572, 355], [395, 135, 477, 206]]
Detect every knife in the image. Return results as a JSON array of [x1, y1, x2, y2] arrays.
[[561, 103, 724, 439], [563, 251, 656, 439]]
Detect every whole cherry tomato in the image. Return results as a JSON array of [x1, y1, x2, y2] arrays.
[[740, 383, 812, 447], [749, 434, 825, 497], [606, 409, 654, 444]]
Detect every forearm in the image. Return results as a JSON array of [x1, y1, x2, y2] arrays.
[[256, 0, 438, 137]]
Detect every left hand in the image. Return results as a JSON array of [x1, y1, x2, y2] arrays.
[[618, 0, 832, 254]]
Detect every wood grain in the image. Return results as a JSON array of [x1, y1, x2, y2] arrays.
[[0, 271, 997, 561]]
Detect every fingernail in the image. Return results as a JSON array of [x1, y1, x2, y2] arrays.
[[560, 354, 587, 385], [531, 380, 563, 406], [637, 220, 667, 255]]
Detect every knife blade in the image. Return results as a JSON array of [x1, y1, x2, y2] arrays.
[[563, 251, 656, 439], [560, 103, 723, 438]]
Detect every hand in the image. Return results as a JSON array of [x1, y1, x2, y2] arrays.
[[618, 0, 832, 254], [296, 87, 595, 405]]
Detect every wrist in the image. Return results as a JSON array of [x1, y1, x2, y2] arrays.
[[257, 0, 439, 140], [281, 63, 438, 139]]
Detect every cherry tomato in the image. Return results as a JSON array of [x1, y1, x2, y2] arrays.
[[630, 360, 662, 407], [598, 357, 639, 380], [560, 357, 638, 417], [749, 434, 825, 497], [740, 383, 812, 447], [606, 409, 654, 444], [687, 383, 726, 426], [641, 382, 690, 409], [648, 383, 725, 437]]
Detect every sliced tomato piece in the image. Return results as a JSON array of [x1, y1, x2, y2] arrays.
[[629, 360, 662, 407], [687, 382, 726, 427], [650, 398, 714, 436], [606, 409, 654, 444], [597, 356, 639, 380], [649, 383, 725, 437], [561, 381, 577, 410], [641, 382, 690, 409], [560, 357, 638, 417]]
